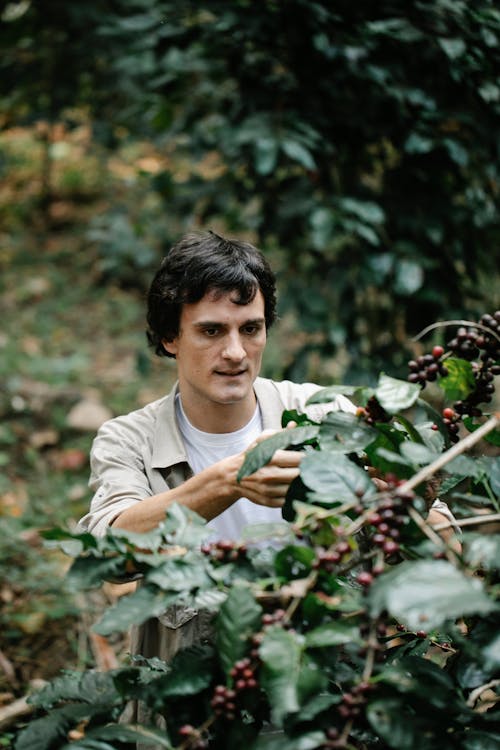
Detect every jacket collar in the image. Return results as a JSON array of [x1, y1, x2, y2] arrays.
[[150, 377, 284, 470]]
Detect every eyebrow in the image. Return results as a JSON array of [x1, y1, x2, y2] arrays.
[[194, 317, 266, 329]]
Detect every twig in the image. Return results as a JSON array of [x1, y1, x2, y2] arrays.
[[397, 414, 499, 495], [413, 320, 500, 344], [0, 648, 16, 684], [0, 679, 47, 730], [407, 505, 458, 564], [432, 513, 500, 531]]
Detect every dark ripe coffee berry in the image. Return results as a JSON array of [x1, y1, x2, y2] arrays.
[[357, 571, 373, 587], [179, 724, 196, 737], [383, 540, 400, 555]]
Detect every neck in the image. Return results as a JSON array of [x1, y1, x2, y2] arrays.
[[179, 392, 257, 433]]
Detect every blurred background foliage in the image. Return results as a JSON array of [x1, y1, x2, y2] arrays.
[[0, 0, 499, 714]]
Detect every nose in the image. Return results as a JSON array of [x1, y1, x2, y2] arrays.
[[222, 332, 246, 361]]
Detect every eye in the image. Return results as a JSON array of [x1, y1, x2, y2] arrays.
[[242, 324, 261, 336], [203, 327, 219, 337]]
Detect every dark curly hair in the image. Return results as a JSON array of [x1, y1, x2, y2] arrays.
[[146, 231, 277, 358]]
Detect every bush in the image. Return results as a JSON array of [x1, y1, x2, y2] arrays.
[[14, 315, 499, 750]]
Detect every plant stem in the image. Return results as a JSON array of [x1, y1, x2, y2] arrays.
[[413, 320, 500, 344], [397, 414, 499, 494], [432, 513, 500, 531]]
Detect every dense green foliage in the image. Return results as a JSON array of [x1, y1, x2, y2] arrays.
[[2, 0, 499, 380], [13, 325, 499, 750]]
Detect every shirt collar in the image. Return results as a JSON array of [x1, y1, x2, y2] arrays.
[[150, 377, 285, 470]]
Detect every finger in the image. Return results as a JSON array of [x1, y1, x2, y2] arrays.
[[372, 478, 389, 491], [241, 469, 300, 492], [269, 449, 304, 467]]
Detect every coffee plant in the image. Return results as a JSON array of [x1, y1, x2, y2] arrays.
[[13, 318, 499, 750]]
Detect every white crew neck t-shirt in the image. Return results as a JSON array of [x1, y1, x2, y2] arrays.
[[175, 395, 286, 541]]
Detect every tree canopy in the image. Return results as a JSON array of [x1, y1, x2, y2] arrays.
[[2, 0, 499, 381]]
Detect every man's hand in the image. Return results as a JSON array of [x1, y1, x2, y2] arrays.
[[222, 425, 303, 509]]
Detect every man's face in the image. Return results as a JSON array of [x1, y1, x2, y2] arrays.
[[163, 288, 267, 427]]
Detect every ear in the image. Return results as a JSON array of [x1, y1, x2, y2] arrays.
[[161, 337, 177, 357]]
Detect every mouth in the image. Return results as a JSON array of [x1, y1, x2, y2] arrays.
[[215, 369, 247, 378]]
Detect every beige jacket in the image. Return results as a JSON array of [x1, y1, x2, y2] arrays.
[[79, 378, 354, 652]]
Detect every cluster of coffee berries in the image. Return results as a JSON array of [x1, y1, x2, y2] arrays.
[[211, 658, 260, 721], [210, 684, 238, 721], [407, 345, 448, 388], [366, 488, 414, 561], [447, 313, 500, 362], [313, 540, 352, 573], [261, 607, 287, 628], [337, 681, 374, 720], [431, 406, 461, 444], [200, 539, 247, 563], [408, 312, 500, 418], [316, 726, 346, 749], [356, 396, 391, 425], [177, 724, 209, 749], [229, 656, 259, 692]]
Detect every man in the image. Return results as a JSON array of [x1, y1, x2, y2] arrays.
[[79, 230, 456, 668], [79, 230, 358, 662]]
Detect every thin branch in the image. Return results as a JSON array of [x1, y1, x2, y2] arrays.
[[432, 513, 500, 531], [397, 414, 499, 495], [407, 506, 459, 564], [413, 320, 500, 344]]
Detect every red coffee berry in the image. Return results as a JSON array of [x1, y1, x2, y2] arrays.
[[432, 345, 445, 358], [357, 571, 374, 587]]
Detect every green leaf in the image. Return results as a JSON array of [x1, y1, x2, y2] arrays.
[[491, 455, 500, 496], [274, 544, 316, 579], [306, 384, 363, 404], [319, 411, 377, 452], [93, 587, 178, 636], [378, 656, 457, 710], [310, 207, 334, 250], [399, 442, 439, 466], [66, 724, 173, 749], [149, 643, 214, 702], [15, 704, 106, 750], [439, 358, 476, 401], [216, 585, 262, 674], [281, 139, 315, 170], [260, 626, 302, 723], [404, 132, 433, 154], [368, 560, 496, 631], [250, 731, 326, 750], [464, 534, 500, 571], [439, 38, 466, 59], [146, 556, 212, 591], [463, 731, 500, 750], [66, 556, 131, 590], [374, 374, 420, 413], [463, 417, 500, 447], [340, 197, 385, 224], [300, 452, 376, 501], [237, 426, 320, 480], [366, 697, 435, 750], [394, 259, 424, 295], [29, 671, 118, 710], [255, 137, 279, 175], [305, 622, 361, 648]]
